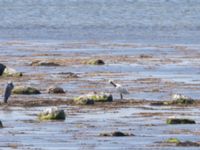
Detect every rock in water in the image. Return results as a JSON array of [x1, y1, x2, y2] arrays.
[[0, 64, 22, 77], [47, 86, 65, 94], [166, 138, 181, 144], [164, 138, 200, 147], [30, 60, 60, 66], [100, 131, 133, 137], [13, 86, 41, 94], [86, 59, 105, 65], [38, 107, 66, 120], [166, 118, 195, 124], [74, 92, 113, 105]]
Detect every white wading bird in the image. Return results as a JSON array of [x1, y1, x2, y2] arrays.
[[3, 81, 14, 103], [109, 80, 129, 100]]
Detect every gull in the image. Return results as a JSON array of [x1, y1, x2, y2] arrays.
[[109, 80, 129, 100], [3, 81, 14, 103]]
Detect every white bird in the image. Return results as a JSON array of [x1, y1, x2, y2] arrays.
[[109, 80, 129, 100]]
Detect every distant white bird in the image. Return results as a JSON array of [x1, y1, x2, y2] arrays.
[[3, 81, 14, 103], [109, 80, 129, 100]]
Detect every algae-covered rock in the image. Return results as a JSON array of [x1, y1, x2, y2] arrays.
[[89, 92, 113, 102], [3, 67, 23, 77], [100, 131, 133, 137], [13, 86, 41, 95], [166, 118, 195, 124], [38, 107, 65, 120], [47, 86, 65, 94], [166, 138, 181, 144], [74, 97, 94, 105], [31, 60, 60, 66], [86, 59, 105, 65], [0, 120, 3, 128], [74, 92, 113, 105], [164, 138, 200, 147]]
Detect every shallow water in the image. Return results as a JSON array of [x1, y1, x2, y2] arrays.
[[1, 41, 200, 149], [1, 41, 200, 100], [0, 105, 200, 150]]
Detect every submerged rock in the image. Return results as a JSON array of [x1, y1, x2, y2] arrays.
[[74, 92, 113, 105], [0, 120, 3, 128], [100, 131, 133, 137], [166, 118, 195, 124], [31, 60, 60, 66], [177, 141, 200, 147], [164, 138, 200, 147], [38, 107, 65, 120], [13, 86, 41, 95], [86, 59, 105, 65], [139, 54, 153, 59], [47, 86, 65, 94], [58, 72, 79, 78]]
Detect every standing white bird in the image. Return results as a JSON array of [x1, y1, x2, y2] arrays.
[[109, 80, 129, 100], [3, 81, 14, 103]]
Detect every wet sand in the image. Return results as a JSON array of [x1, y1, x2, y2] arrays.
[[0, 41, 200, 149]]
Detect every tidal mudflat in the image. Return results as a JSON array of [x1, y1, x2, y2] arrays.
[[0, 41, 200, 149]]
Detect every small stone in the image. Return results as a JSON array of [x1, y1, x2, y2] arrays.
[[100, 131, 133, 137], [47, 86, 65, 94], [86, 59, 105, 65], [166, 118, 195, 124]]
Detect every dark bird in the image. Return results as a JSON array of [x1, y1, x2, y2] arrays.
[[109, 80, 129, 100], [3, 81, 14, 103]]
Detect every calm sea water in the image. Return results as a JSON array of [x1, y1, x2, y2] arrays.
[[0, 0, 200, 44]]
